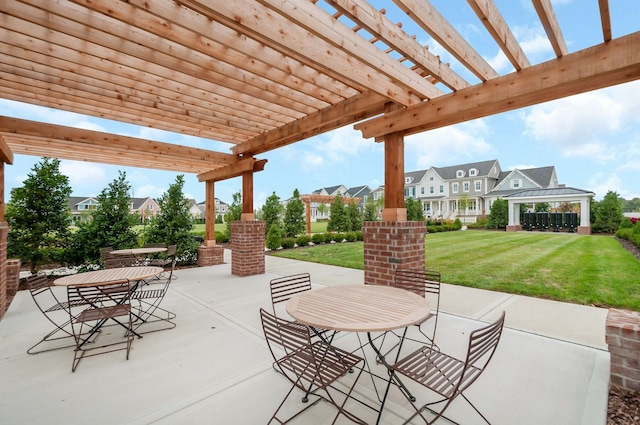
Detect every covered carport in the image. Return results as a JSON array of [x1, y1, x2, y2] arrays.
[[504, 187, 596, 234]]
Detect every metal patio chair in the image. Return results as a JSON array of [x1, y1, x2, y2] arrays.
[[260, 308, 366, 425], [131, 261, 176, 334], [104, 254, 139, 269], [389, 312, 506, 424], [26, 274, 98, 354], [148, 244, 176, 279], [67, 281, 134, 372], [378, 268, 441, 358]]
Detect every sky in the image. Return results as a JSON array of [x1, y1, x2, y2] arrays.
[[2, 0, 639, 208]]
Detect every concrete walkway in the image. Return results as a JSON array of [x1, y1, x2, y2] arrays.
[[0, 251, 611, 424]]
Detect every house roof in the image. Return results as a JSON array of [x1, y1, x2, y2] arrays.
[[1, 2, 637, 183], [345, 185, 371, 198], [504, 187, 595, 198], [432, 159, 499, 180], [405, 169, 428, 184]]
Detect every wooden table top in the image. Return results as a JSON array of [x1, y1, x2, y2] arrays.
[[53, 267, 164, 287], [110, 247, 167, 255], [286, 285, 431, 332]]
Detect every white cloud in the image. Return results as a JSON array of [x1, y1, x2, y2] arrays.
[[315, 126, 376, 161], [59, 160, 108, 195], [134, 184, 165, 198], [405, 121, 492, 168], [301, 153, 325, 169], [588, 173, 623, 200]]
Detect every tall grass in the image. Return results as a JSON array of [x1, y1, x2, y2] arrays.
[[271, 230, 640, 311]]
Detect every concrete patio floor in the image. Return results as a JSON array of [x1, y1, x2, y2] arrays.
[[0, 250, 611, 424]]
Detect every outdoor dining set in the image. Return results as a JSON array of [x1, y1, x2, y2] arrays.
[[25, 243, 177, 372], [262, 270, 507, 425]]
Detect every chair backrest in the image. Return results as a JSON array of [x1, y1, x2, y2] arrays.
[[67, 282, 132, 318], [27, 274, 52, 297], [104, 255, 137, 269], [269, 273, 312, 313], [459, 311, 506, 393], [144, 243, 167, 248], [166, 245, 177, 256], [260, 308, 312, 368], [394, 268, 440, 298], [99, 247, 114, 260]]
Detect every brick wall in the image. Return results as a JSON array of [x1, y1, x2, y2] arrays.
[[230, 220, 265, 276], [197, 245, 224, 267], [5, 258, 21, 312], [606, 308, 640, 392], [363, 221, 426, 286], [0, 223, 7, 318]]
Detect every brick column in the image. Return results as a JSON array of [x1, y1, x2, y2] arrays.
[[506, 225, 523, 232], [197, 244, 225, 267], [363, 221, 426, 286], [577, 226, 592, 235], [230, 220, 265, 276], [5, 258, 20, 312], [606, 309, 640, 392], [0, 223, 7, 319]]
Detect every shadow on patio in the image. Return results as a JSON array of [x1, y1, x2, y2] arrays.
[[0, 250, 609, 424]]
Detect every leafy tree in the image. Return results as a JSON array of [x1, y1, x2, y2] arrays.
[[327, 193, 349, 232], [316, 203, 328, 220], [143, 175, 197, 264], [265, 223, 282, 250], [558, 202, 574, 213], [224, 191, 243, 240], [595, 190, 623, 233], [487, 198, 508, 229], [535, 202, 551, 212], [67, 171, 139, 265], [346, 200, 363, 231], [284, 189, 306, 238], [363, 197, 377, 221], [375, 193, 385, 218], [405, 197, 425, 221], [623, 197, 640, 212], [6, 158, 72, 273], [261, 192, 283, 236], [457, 193, 471, 226]]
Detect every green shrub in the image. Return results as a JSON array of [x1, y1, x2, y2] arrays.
[[334, 233, 346, 242], [616, 228, 633, 240], [345, 232, 357, 242], [355, 231, 363, 241], [619, 218, 634, 229], [454, 218, 462, 229], [324, 232, 335, 242], [296, 235, 311, 246], [266, 224, 282, 250], [281, 237, 296, 249], [215, 231, 229, 243], [311, 233, 325, 244]]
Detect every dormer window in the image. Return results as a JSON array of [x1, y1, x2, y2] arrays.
[[469, 168, 478, 176], [405, 177, 413, 184], [456, 170, 464, 178]]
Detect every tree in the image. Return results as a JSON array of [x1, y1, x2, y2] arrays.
[[67, 171, 139, 265], [535, 202, 551, 212], [558, 202, 574, 213], [457, 193, 471, 226], [224, 191, 243, 240], [405, 198, 425, 221], [266, 223, 282, 250], [284, 189, 306, 237], [6, 158, 72, 273], [363, 197, 377, 221], [327, 193, 349, 232], [261, 192, 283, 236], [316, 203, 328, 220], [595, 190, 624, 233], [346, 200, 363, 231], [487, 198, 508, 229], [143, 175, 197, 264]]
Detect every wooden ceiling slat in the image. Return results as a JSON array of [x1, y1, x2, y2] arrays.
[[468, 0, 531, 70], [392, 0, 499, 82], [179, 0, 425, 106], [356, 31, 640, 138], [327, 0, 469, 91], [532, 0, 568, 58], [123, 0, 359, 100], [6, 3, 307, 123], [598, 0, 612, 42], [0, 44, 282, 134]]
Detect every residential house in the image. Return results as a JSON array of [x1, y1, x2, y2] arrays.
[[187, 199, 202, 220], [68, 196, 161, 224], [197, 198, 229, 221], [345, 185, 372, 212]]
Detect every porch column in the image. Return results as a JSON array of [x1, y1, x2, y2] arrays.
[[197, 179, 224, 267], [578, 197, 592, 235], [506, 201, 522, 232], [364, 131, 425, 286], [231, 170, 265, 276]]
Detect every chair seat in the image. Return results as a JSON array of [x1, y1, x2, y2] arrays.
[[392, 346, 482, 399], [278, 340, 361, 385], [76, 304, 131, 322]]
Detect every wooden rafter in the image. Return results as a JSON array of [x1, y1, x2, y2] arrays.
[[532, 0, 568, 58]]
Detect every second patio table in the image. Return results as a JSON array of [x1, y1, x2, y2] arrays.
[[286, 284, 431, 424], [53, 266, 164, 287]]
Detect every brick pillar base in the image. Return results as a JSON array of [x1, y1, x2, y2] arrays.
[[0, 223, 7, 319], [363, 221, 426, 286], [197, 245, 225, 267], [606, 309, 640, 392], [577, 226, 591, 235], [5, 259, 21, 312], [506, 225, 522, 232], [231, 220, 265, 277]]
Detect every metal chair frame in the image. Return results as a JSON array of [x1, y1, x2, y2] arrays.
[[389, 312, 506, 425], [260, 308, 367, 425], [131, 261, 177, 334], [104, 255, 139, 269], [67, 281, 134, 372], [148, 244, 177, 280], [26, 274, 98, 354]]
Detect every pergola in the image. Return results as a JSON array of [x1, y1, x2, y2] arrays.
[[0, 1, 638, 283]]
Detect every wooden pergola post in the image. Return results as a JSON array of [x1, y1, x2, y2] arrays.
[[241, 171, 255, 221], [382, 131, 407, 221], [204, 179, 216, 245]]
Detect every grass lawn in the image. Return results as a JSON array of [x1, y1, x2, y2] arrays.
[[270, 230, 640, 311]]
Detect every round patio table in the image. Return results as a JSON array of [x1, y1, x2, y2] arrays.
[[53, 266, 164, 287]]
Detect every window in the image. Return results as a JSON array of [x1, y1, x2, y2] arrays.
[[463, 182, 470, 192], [147, 204, 153, 210], [469, 201, 477, 210], [425, 203, 431, 212], [404, 188, 409, 197], [469, 169, 478, 176], [456, 170, 464, 178], [439, 185, 444, 193], [429, 186, 433, 194], [512, 179, 522, 189], [452, 183, 459, 193], [421, 187, 425, 195], [429, 176, 434, 181], [475, 181, 481, 191]]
